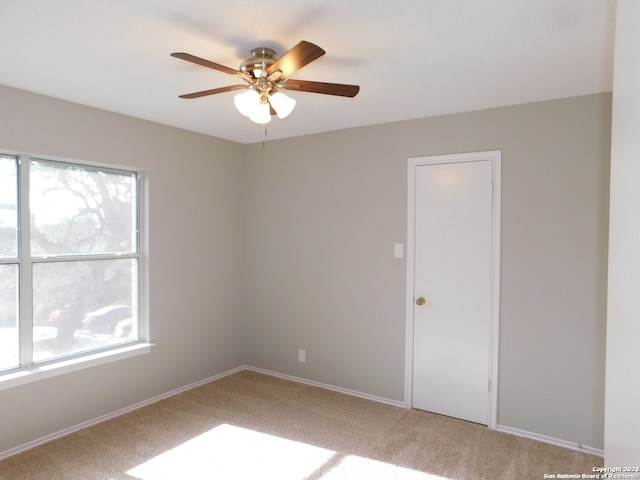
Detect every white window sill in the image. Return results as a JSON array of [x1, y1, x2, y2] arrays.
[[0, 342, 154, 391]]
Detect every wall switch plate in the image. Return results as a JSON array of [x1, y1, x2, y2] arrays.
[[394, 243, 404, 258], [298, 349, 306, 363]]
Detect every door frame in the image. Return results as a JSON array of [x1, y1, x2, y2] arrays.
[[404, 150, 501, 428]]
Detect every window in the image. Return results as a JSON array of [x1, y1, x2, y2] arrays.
[[0, 153, 146, 379]]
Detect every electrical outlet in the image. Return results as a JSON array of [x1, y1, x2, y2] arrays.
[[298, 349, 306, 363]]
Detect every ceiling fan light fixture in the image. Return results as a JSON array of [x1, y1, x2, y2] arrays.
[[249, 101, 272, 124], [269, 91, 296, 119], [173, 41, 359, 127], [234, 89, 260, 117]]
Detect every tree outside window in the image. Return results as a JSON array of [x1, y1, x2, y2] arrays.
[[0, 155, 141, 371]]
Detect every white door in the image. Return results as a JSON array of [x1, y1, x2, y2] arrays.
[[410, 155, 497, 425]]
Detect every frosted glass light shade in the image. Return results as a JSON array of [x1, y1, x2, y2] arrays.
[[234, 90, 260, 117], [249, 102, 271, 124], [269, 92, 296, 119]]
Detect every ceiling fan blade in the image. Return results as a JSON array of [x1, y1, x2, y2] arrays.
[[280, 79, 360, 98], [266, 41, 325, 78], [179, 85, 247, 99], [171, 52, 243, 76]]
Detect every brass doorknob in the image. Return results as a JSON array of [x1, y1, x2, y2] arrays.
[[416, 297, 426, 306]]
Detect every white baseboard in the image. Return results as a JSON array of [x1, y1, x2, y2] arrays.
[[496, 424, 604, 457], [0, 365, 402, 461], [0, 365, 603, 461], [258, 367, 606, 459], [244, 365, 407, 408], [0, 365, 245, 461]]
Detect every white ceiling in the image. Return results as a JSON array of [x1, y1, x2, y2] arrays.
[[0, 0, 617, 144]]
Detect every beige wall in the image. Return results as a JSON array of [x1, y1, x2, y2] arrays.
[[0, 84, 611, 454], [243, 93, 611, 450], [0, 85, 246, 453]]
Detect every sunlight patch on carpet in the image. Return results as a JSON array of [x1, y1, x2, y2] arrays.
[[127, 423, 449, 480], [323, 455, 449, 479], [127, 424, 334, 480]]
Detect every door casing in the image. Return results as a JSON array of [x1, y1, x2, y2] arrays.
[[404, 150, 501, 429]]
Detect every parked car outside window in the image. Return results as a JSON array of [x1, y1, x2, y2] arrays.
[[81, 305, 133, 334]]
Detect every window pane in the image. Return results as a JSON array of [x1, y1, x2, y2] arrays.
[[0, 264, 19, 371], [30, 160, 137, 256], [32, 258, 138, 363], [0, 155, 18, 258]]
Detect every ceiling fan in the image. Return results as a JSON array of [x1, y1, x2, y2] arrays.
[[171, 41, 360, 124]]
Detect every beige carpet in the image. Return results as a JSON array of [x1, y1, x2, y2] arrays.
[[0, 370, 602, 479]]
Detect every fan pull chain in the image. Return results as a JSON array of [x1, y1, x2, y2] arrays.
[[262, 123, 268, 149]]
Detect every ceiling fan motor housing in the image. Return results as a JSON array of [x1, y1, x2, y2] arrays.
[[240, 47, 277, 78]]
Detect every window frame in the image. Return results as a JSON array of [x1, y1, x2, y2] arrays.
[[0, 152, 151, 391]]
